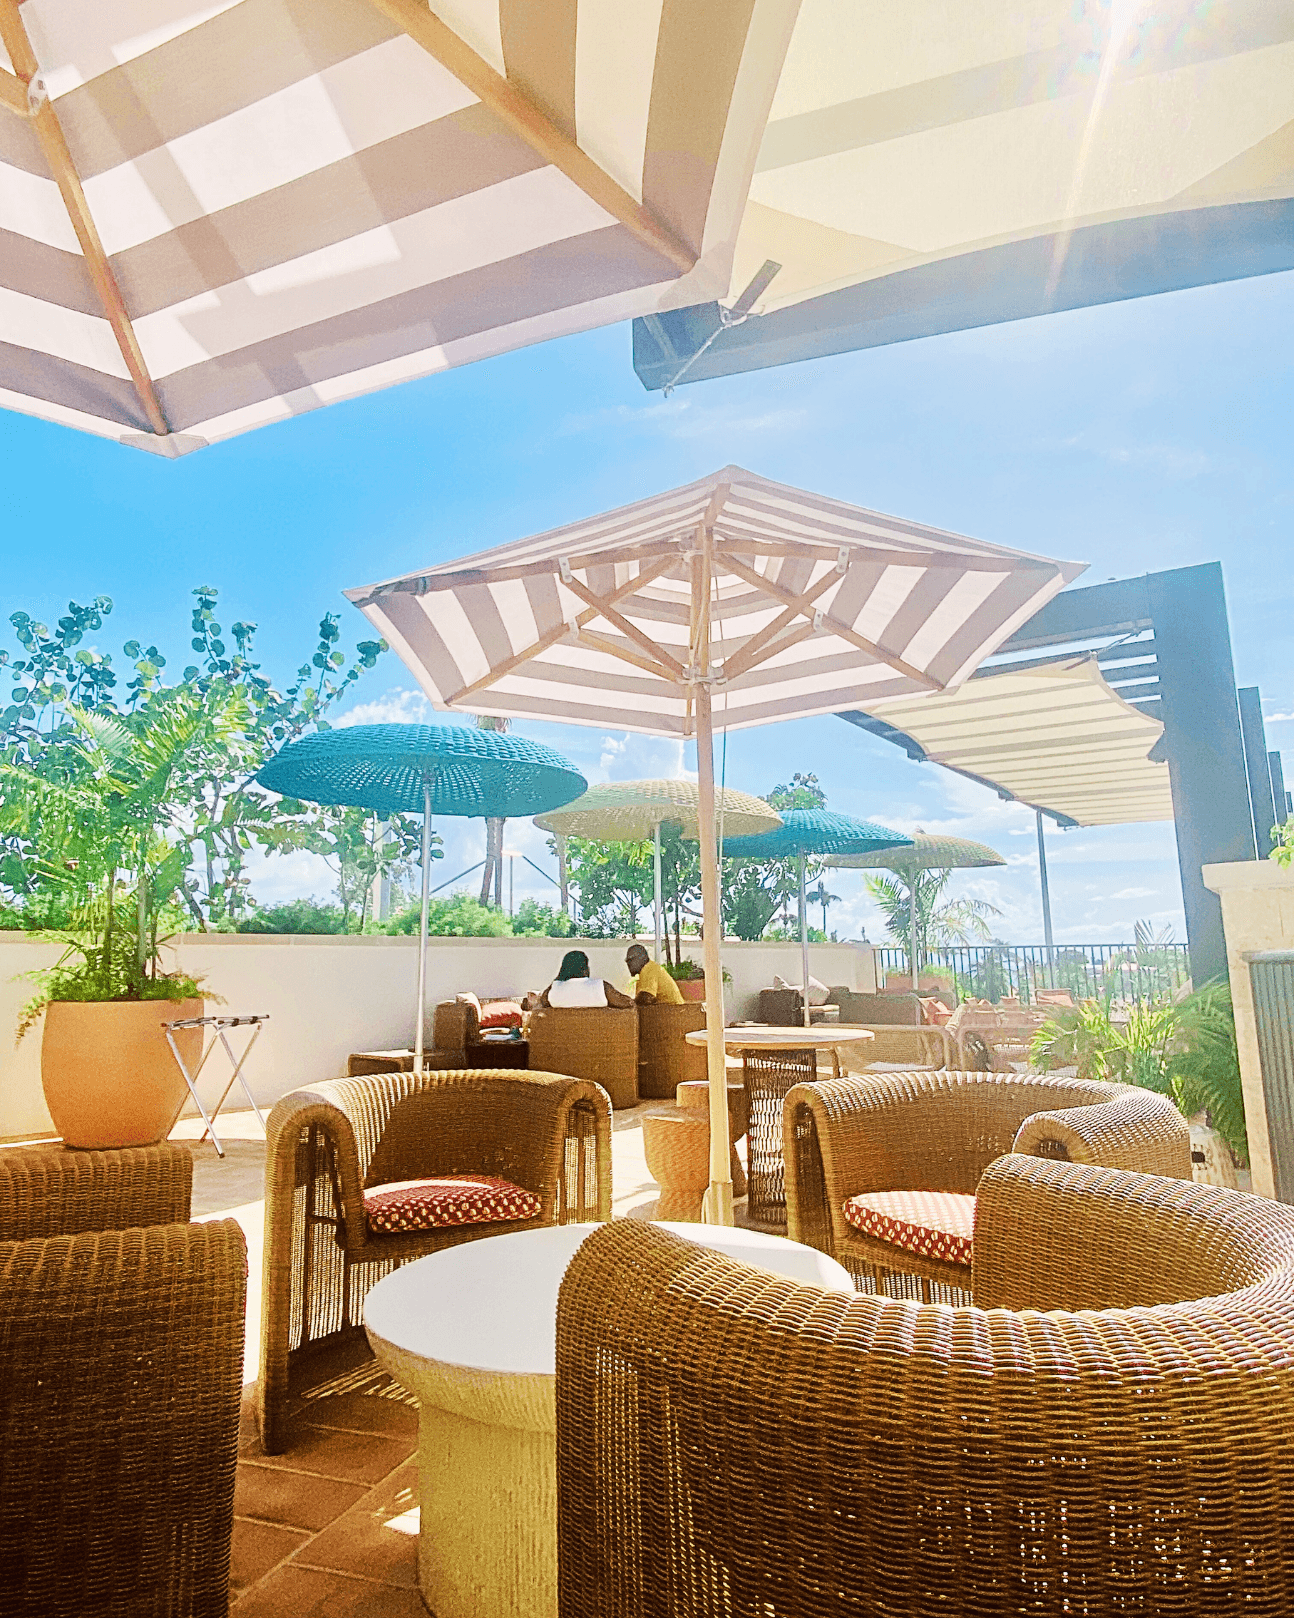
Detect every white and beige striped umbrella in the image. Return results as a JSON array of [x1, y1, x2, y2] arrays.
[[346, 465, 1084, 1224], [345, 464, 1087, 733], [0, 0, 796, 456]]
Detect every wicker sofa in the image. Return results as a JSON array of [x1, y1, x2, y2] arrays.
[[527, 1005, 640, 1108], [257, 1067, 612, 1452], [784, 1069, 1190, 1291], [555, 1157, 1294, 1616], [0, 1143, 246, 1617]]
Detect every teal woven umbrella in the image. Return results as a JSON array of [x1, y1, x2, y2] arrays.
[[257, 724, 585, 1070], [724, 810, 911, 1026], [828, 830, 1004, 992]]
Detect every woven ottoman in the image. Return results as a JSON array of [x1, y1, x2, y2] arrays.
[[674, 1080, 748, 1199], [641, 1108, 712, 1222]]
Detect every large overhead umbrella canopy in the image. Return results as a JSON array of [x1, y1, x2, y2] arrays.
[[536, 778, 782, 959], [724, 808, 911, 1024], [346, 467, 1081, 1222], [0, 0, 796, 455], [634, 0, 1294, 390], [829, 829, 1004, 991], [847, 658, 1174, 828], [256, 723, 584, 1070]]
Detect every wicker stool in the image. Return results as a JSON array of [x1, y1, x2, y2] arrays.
[[744, 1047, 817, 1226], [641, 1108, 711, 1222], [675, 1080, 748, 1199]]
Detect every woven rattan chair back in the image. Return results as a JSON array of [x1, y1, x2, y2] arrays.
[[0, 1145, 243, 1618], [556, 1163, 1294, 1617], [785, 1070, 1191, 1291], [257, 1068, 612, 1453], [527, 1006, 640, 1108], [637, 1001, 707, 1099], [744, 1048, 817, 1225]]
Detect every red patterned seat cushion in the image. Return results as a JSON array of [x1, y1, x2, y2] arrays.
[[842, 1189, 975, 1267], [363, 1175, 541, 1235]]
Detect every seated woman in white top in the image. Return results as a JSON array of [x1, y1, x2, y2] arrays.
[[539, 950, 635, 1009]]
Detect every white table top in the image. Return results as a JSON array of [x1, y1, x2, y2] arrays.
[[685, 1025, 875, 1051], [364, 1222, 853, 1381]]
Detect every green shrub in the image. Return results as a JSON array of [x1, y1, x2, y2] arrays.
[[236, 898, 347, 934], [381, 894, 512, 937]]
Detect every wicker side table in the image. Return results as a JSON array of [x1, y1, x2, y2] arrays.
[[674, 1079, 748, 1198], [642, 1109, 711, 1221]]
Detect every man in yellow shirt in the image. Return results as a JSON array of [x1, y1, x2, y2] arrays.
[[625, 944, 683, 1004]]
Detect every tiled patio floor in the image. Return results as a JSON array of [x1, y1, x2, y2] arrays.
[[173, 1101, 749, 1612]]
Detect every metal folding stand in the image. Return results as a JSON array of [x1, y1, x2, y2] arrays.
[[164, 1013, 269, 1158]]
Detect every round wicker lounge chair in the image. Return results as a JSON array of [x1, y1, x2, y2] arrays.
[[556, 1157, 1294, 1616], [784, 1069, 1190, 1292]]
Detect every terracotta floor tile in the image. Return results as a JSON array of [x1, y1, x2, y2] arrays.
[[235, 1460, 368, 1534], [229, 1565, 429, 1617], [231, 1517, 311, 1591], [298, 1390, 419, 1439], [293, 1460, 419, 1589], [245, 1423, 414, 1485]]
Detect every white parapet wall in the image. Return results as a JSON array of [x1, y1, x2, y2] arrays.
[[1202, 859, 1294, 1200], [0, 932, 876, 1141]]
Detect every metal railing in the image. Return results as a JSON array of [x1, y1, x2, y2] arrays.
[[875, 942, 1192, 1005]]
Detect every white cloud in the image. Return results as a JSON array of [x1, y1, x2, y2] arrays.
[[557, 396, 807, 442], [336, 687, 431, 727]]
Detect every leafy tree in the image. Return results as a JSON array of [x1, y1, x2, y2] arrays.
[[381, 893, 512, 937], [475, 715, 510, 907], [807, 880, 839, 936], [311, 806, 431, 931], [0, 588, 386, 930], [513, 898, 574, 937]]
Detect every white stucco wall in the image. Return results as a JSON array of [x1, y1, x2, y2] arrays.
[[0, 932, 875, 1140], [1202, 860, 1294, 1200]]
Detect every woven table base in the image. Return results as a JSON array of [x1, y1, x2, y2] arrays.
[[744, 1049, 816, 1225]]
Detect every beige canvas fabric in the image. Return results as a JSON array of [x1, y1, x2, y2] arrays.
[[346, 464, 1085, 735]]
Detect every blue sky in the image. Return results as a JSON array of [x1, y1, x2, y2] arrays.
[[4, 268, 1292, 945]]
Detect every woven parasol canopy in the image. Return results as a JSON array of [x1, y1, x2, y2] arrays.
[[724, 810, 911, 1025], [535, 779, 781, 961], [828, 830, 1005, 991], [256, 723, 584, 1069]]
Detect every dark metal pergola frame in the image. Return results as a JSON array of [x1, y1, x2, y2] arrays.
[[839, 562, 1285, 990]]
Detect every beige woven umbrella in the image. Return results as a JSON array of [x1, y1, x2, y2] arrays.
[[534, 779, 781, 959], [347, 466, 1084, 1224]]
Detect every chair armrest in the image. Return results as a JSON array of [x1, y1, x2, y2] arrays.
[[1012, 1088, 1190, 1178], [0, 1142, 193, 1239], [971, 1154, 1294, 1312]]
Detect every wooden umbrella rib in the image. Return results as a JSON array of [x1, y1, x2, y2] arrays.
[[0, 2, 167, 436], [720, 566, 845, 680], [364, 0, 696, 275], [0, 64, 28, 117], [573, 628, 675, 683], [558, 574, 688, 680]]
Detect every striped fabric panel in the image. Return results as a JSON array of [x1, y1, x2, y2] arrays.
[[0, 0, 795, 452], [728, 0, 1294, 319], [348, 465, 1085, 735], [863, 659, 1174, 826]]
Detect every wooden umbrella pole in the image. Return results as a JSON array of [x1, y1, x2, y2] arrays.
[[910, 875, 919, 993], [799, 850, 811, 1028], [696, 683, 733, 1225], [654, 820, 663, 962], [414, 775, 432, 1074]]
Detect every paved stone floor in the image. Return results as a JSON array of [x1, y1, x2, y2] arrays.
[[172, 1101, 750, 1612]]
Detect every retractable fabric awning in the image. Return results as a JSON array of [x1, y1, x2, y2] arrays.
[[0, 0, 795, 454], [635, 0, 1294, 389], [850, 657, 1173, 827]]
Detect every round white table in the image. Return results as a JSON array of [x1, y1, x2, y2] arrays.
[[364, 1222, 853, 1618]]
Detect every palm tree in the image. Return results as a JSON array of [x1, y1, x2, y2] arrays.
[[807, 880, 839, 936], [865, 868, 1001, 970], [475, 715, 509, 906]]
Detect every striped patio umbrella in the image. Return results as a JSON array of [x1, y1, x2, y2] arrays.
[[256, 723, 584, 1071], [724, 809, 911, 1026], [829, 830, 1005, 991], [534, 778, 781, 960], [0, 0, 794, 455], [346, 465, 1082, 1222]]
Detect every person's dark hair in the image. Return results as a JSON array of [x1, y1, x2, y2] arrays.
[[555, 949, 591, 981]]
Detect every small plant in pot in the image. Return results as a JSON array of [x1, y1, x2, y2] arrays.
[[6, 691, 238, 1147], [663, 958, 732, 1002]]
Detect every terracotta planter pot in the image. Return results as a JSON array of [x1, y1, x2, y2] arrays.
[[677, 978, 707, 1002], [41, 997, 203, 1149]]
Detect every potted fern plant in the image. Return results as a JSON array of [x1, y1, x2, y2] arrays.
[[5, 688, 241, 1147]]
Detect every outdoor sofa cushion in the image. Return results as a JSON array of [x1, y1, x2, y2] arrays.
[[918, 997, 953, 1025], [363, 1174, 541, 1234], [842, 1189, 976, 1268], [479, 1000, 524, 1029]]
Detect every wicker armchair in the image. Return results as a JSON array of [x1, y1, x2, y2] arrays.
[[257, 1067, 612, 1452], [637, 1001, 707, 1099], [785, 1069, 1190, 1291], [0, 1143, 245, 1618], [556, 1158, 1294, 1617], [526, 1006, 640, 1108]]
